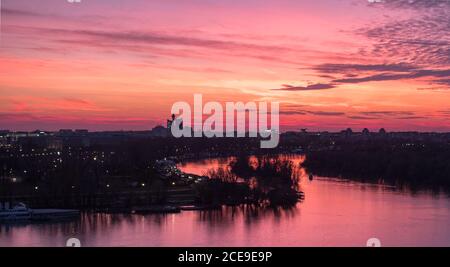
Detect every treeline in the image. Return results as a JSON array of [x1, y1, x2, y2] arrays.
[[193, 155, 303, 207], [303, 140, 450, 192]]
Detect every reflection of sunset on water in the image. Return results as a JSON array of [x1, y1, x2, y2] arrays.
[[2, 155, 450, 246]]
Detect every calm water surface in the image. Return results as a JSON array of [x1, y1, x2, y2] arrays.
[[1, 156, 449, 247]]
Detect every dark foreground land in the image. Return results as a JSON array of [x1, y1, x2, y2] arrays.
[[303, 140, 450, 192], [1, 130, 450, 210]]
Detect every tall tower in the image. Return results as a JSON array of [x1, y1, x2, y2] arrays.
[[167, 114, 176, 129]]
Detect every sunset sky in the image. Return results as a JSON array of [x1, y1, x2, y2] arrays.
[[0, 0, 449, 132]]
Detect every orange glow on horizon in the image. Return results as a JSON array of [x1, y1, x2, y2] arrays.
[[1, 0, 449, 132]]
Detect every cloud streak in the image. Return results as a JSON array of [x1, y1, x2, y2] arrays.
[[272, 83, 336, 91], [371, 0, 450, 10], [3, 24, 308, 65], [314, 63, 418, 73], [333, 69, 450, 84]]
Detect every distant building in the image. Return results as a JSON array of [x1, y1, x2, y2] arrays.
[[151, 125, 169, 137], [58, 129, 73, 136], [165, 114, 183, 136], [167, 114, 176, 129], [47, 137, 63, 150], [75, 129, 89, 136], [341, 128, 353, 137]]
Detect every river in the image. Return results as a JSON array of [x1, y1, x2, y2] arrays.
[[1, 155, 449, 247]]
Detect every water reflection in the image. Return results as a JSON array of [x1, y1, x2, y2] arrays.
[[195, 205, 299, 226], [1, 155, 450, 247]]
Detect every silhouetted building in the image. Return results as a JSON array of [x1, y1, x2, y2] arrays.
[[166, 114, 183, 136], [341, 128, 353, 137], [151, 125, 169, 137], [58, 129, 73, 136], [75, 129, 89, 136], [167, 114, 176, 129]]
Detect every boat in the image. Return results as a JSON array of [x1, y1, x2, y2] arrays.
[[1, 202, 79, 222], [0, 202, 32, 221]]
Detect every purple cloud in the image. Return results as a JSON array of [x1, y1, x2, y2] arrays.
[[333, 69, 450, 84], [314, 63, 417, 73], [272, 83, 335, 91]]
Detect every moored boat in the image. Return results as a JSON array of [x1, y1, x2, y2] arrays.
[[0, 202, 32, 221], [1, 202, 80, 222]]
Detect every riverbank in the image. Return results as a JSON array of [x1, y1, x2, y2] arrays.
[[2, 177, 450, 247]]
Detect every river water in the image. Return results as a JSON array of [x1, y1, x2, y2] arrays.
[[1, 155, 449, 247]]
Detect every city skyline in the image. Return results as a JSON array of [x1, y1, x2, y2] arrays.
[[1, 0, 450, 132]]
